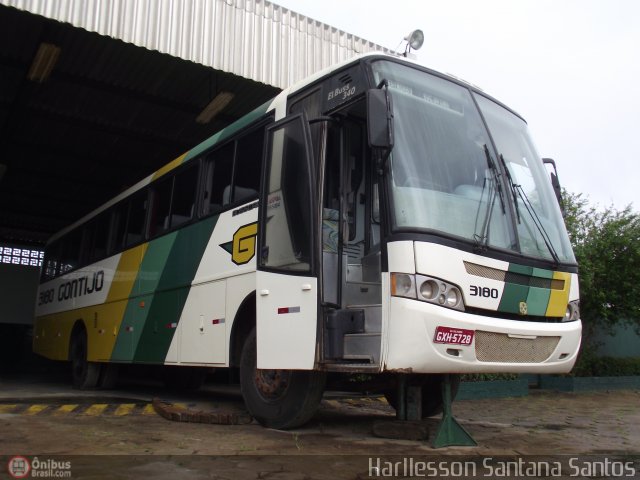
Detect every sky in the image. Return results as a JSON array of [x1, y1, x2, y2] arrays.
[[274, 0, 639, 211]]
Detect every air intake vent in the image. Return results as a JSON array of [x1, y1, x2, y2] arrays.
[[475, 331, 560, 363], [464, 261, 564, 290]]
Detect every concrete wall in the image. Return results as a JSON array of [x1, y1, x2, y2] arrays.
[[593, 323, 640, 358], [0, 263, 39, 325]]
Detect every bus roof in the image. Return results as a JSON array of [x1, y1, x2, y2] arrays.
[[47, 52, 522, 244]]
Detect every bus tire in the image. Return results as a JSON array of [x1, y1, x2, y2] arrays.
[[239, 328, 325, 429], [70, 329, 100, 390], [384, 374, 461, 417]]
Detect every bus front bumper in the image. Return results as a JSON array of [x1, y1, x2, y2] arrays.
[[383, 297, 582, 374]]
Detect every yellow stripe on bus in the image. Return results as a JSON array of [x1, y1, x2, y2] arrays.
[[34, 243, 149, 362], [152, 153, 187, 181], [0, 404, 17, 414], [546, 271, 571, 318], [91, 243, 148, 361]]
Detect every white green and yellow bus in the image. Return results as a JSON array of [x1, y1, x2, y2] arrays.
[[34, 53, 581, 429]]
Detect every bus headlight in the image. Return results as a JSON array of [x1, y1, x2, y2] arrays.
[[445, 287, 462, 308], [390, 273, 416, 299], [391, 273, 465, 311], [419, 279, 439, 300], [563, 300, 580, 322]]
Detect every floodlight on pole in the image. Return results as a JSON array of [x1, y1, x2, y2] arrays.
[[403, 29, 424, 56]]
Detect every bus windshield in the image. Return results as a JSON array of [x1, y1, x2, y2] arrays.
[[474, 94, 576, 263], [371, 60, 575, 264]]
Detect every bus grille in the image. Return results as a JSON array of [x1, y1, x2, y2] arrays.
[[475, 331, 560, 363]]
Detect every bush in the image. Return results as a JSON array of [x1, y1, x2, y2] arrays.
[[572, 355, 640, 377]]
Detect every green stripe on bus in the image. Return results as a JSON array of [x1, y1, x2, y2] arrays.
[[525, 267, 553, 316], [532, 267, 553, 279], [498, 282, 529, 315], [111, 233, 178, 361], [498, 263, 531, 315], [184, 101, 271, 162], [525, 286, 551, 316], [133, 215, 219, 363]]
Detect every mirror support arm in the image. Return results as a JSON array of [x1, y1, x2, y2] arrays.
[[543, 158, 564, 215]]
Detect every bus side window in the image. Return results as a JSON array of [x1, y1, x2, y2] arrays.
[[112, 201, 129, 252], [90, 212, 111, 262], [125, 191, 147, 246], [232, 128, 263, 203], [59, 229, 82, 274], [204, 143, 233, 210], [171, 165, 198, 226], [149, 177, 172, 237]]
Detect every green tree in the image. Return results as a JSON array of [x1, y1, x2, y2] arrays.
[[562, 191, 640, 341]]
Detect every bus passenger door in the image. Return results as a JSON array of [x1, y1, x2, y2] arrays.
[[256, 114, 318, 370]]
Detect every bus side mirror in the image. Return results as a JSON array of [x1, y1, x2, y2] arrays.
[[367, 88, 394, 150], [543, 158, 564, 212]]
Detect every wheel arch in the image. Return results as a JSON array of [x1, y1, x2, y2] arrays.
[[229, 291, 256, 367], [68, 318, 88, 360]]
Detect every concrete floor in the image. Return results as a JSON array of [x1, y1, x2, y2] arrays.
[[1, 370, 639, 479]]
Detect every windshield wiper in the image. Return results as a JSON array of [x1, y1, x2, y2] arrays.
[[485, 145, 506, 214], [499, 154, 560, 265], [473, 145, 506, 252], [499, 154, 521, 223]]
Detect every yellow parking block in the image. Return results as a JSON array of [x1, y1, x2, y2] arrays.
[[0, 404, 17, 414], [325, 400, 341, 408], [114, 404, 135, 416], [141, 404, 156, 416], [54, 404, 79, 415], [83, 404, 108, 416], [24, 404, 48, 415], [1, 402, 154, 416]]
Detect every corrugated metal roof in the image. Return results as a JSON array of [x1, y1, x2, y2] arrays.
[[1, 0, 390, 89], [0, 4, 280, 244]]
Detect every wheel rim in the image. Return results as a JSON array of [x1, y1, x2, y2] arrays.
[[254, 368, 291, 401]]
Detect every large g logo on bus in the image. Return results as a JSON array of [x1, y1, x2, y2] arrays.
[[230, 222, 258, 265]]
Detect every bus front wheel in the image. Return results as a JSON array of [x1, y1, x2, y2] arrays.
[[70, 328, 100, 389], [239, 328, 325, 429]]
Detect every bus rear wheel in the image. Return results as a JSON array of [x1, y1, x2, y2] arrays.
[[70, 328, 100, 389], [384, 374, 461, 417], [239, 328, 325, 429]]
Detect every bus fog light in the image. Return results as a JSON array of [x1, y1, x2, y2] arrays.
[[438, 294, 446, 305], [563, 300, 580, 322]]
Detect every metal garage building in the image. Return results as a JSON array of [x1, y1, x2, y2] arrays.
[[0, 0, 389, 338]]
